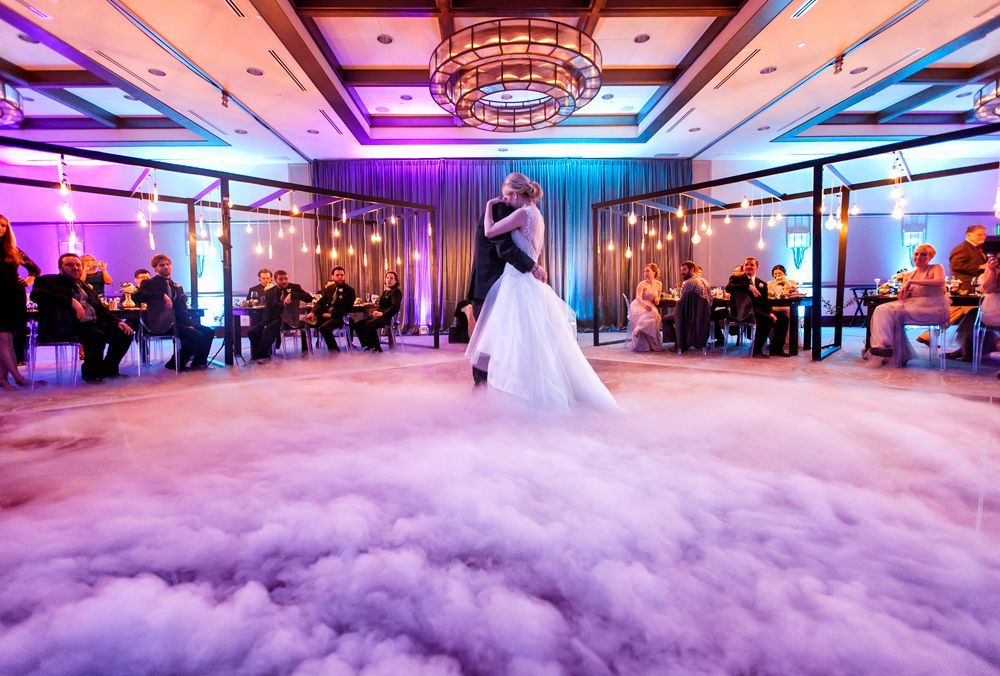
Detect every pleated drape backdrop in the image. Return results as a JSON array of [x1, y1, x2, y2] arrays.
[[312, 158, 691, 332]]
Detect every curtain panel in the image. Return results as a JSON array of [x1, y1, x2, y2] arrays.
[[312, 158, 691, 331]]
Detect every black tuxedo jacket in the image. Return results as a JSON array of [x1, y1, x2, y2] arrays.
[[467, 202, 536, 303], [30, 274, 121, 342], [726, 274, 772, 318], [260, 283, 313, 325], [133, 275, 192, 334], [949, 240, 986, 291], [314, 283, 356, 320], [375, 286, 403, 320]]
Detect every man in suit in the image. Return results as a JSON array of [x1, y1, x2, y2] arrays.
[[725, 256, 789, 358], [133, 253, 215, 371], [466, 195, 547, 385], [246, 268, 273, 301], [305, 265, 355, 352], [248, 269, 314, 361], [30, 253, 134, 383], [944, 224, 990, 359], [663, 260, 711, 350]]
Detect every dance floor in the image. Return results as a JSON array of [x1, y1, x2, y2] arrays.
[[2, 329, 998, 674]]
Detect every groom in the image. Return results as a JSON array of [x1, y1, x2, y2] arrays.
[[467, 191, 547, 385]]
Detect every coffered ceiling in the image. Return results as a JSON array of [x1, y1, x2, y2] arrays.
[[0, 0, 997, 165]]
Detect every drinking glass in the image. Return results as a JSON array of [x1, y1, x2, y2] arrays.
[[873, 278, 881, 294], [249, 291, 259, 306]]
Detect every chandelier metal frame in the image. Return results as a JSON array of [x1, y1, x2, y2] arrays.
[[429, 18, 602, 133], [0, 77, 25, 128], [973, 79, 999, 122]]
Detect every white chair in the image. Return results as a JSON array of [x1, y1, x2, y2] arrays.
[[27, 320, 79, 388], [971, 298, 999, 375], [280, 326, 312, 359], [380, 316, 404, 351], [906, 322, 947, 371]]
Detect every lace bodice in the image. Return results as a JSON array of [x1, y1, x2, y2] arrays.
[[511, 204, 544, 263]]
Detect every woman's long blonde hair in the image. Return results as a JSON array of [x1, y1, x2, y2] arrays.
[[502, 172, 544, 202], [0, 215, 22, 265]]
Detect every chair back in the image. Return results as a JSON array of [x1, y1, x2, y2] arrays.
[[141, 306, 175, 336], [727, 291, 755, 323]]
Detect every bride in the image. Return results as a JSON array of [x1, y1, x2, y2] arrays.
[[466, 173, 618, 411]]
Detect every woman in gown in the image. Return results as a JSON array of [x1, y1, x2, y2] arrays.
[[466, 173, 617, 411], [625, 263, 663, 352], [867, 243, 950, 367], [0, 215, 41, 389]]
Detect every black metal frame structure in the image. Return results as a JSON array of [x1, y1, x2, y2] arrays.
[[592, 120, 1000, 360], [0, 136, 439, 363]]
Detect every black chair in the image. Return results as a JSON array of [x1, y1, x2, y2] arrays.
[[722, 291, 756, 357]]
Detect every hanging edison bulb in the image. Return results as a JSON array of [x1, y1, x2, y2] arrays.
[[60, 203, 76, 222], [757, 237, 765, 250], [412, 250, 420, 260], [666, 229, 673, 242], [624, 246, 632, 259], [649, 226, 656, 237], [700, 220, 708, 232], [891, 202, 904, 219], [642, 224, 648, 235], [245, 223, 253, 234], [767, 215, 776, 227], [706, 224, 714, 236], [741, 195, 750, 209], [341, 205, 348, 222], [850, 202, 861, 216], [348, 244, 355, 256], [315, 244, 321, 254], [681, 222, 688, 233], [68, 228, 78, 251], [138, 208, 148, 229], [389, 212, 397, 225], [396, 256, 402, 266], [331, 247, 338, 259], [607, 240, 615, 252], [691, 231, 701, 245], [723, 213, 731, 224], [301, 243, 308, 253], [825, 214, 841, 230], [269, 242, 276, 258], [656, 239, 663, 250], [152, 183, 159, 204], [676, 206, 684, 218], [288, 222, 295, 234], [640, 240, 645, 251], [148, 231, 156, 250], [627, 211, 637, 226], [776, 211, 784, 220], [148, 201, 157, 213], [255, 242, 264, 255], [333, 226, 340, 238], [747, 217, 756, 230], [363, 253, 368, 267], [59, 181, 70, 197]]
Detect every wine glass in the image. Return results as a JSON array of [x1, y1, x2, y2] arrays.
[[249, 290, 259, 306], [873, 278, 881, 295]]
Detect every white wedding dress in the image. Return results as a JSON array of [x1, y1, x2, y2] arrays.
[[466, 204, 618, 412]]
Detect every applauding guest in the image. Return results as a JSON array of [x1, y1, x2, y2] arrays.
[[31, 254, 134, 383], [134, 253, 214, 371], [726, 257, 789, 358], [248, 269, 313, 361], [0, 215, 40, 388], [354, 271, 403, 352], [305, 265, 356, 352], [80, 254, 113, 296], [867, 244, 950, 367]]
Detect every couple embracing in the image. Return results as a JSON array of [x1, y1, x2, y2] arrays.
[[465, 172, 617, 412]]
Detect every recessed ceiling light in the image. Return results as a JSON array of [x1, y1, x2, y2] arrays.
[[501, 93, 513, 100], [622, 106, 635, 112], [797, 43, 806, 48], [498, 147, 508, 152], [757, 125, 771, 131], [634, 34, 650, 44], [849, 66, 868, 75], [123, 94, 138, 100], [376, 34, 393, 45], [400, 94, 413, 101], [688, 127, 701, 132], [376, 106, 390, 113], [306, 129, 320, 134], [17, 33, 39, 44], [147, 68, 166, 77], [956, 91, 973, 98], [601, 93, 614, 100], [760, 66, 777, 75], [246, 67, 264, 76], [234, 129, 248, 134]]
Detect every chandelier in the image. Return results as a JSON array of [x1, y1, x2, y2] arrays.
[[429, 18, 602, 133], [973, 79, 999, 122], [0, 77, 25, 127]]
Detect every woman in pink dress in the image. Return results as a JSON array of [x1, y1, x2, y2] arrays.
[[625, 263, 663, 352]]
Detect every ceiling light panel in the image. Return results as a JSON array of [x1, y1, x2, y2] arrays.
[[312, 17, 441, 67], [843, 84, 932, 112], [64, 87, 160, 115], [0, 21, 81, 68], [594, 17, 714, 66]]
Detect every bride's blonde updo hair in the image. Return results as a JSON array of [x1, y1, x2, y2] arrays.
[[503, 172, 544, 202]]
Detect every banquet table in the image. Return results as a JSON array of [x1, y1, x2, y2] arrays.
[[860, 293, 982, 351]]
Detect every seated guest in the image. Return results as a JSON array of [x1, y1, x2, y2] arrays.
[[133, 253, 214, 371], [625, 263, 663, 352], [868, 244, 950, 367], [976, 255, 1000, 379], [248, 269, 313, 361], [354, 271, 403, 352], [30, 253, 134, 383], [1, 215, 40, 384], [726, 257, 789, 358], [663, 260, 712, 352], [305, 265, 356, 352], [246, 268, 273, 301], [80, 254, 113, 296], [767, 265, 798, 297]]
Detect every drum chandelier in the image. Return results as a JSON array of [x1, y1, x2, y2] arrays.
[[429, 18, 602, 133], [973, 79, 999, 122], [0, 77, 25, 127]]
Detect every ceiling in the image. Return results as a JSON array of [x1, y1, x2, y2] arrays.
[[0, 0, 998, 166]]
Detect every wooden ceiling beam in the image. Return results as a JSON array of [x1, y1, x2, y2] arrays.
[[342, 66, 677, 86], [434, 0, 454, 40], [578, 0, 607, 35]]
